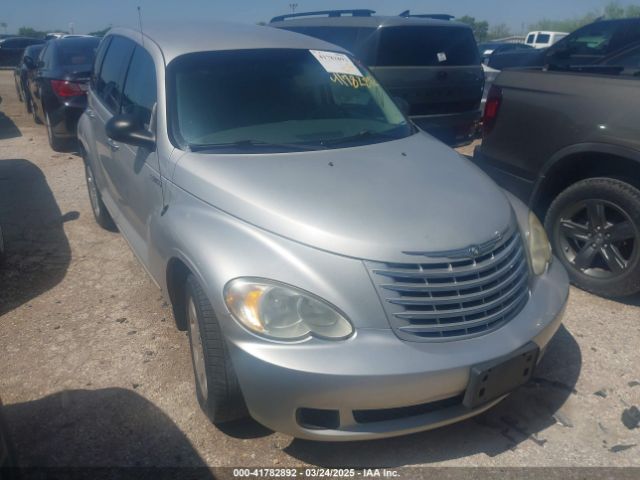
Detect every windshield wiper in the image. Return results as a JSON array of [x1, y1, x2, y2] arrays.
[[189, 139, 325, 152], [321, 129, 400, 147]]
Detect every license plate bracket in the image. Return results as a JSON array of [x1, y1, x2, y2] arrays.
[[463, 342, 539, 409]]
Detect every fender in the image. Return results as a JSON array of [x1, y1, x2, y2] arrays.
[[531, 142, 640, 206]]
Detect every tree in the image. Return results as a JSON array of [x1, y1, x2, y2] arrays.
[[488, 23, 512, 40], [604, 1, 625, 19], [626, 5, 640, 17], [458, 15, 489, 42], [17, 26, 47, 38]]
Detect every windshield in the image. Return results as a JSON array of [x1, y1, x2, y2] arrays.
[[167, 48, 412, 153]]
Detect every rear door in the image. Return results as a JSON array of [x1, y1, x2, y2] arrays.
[[89, 35, 136, 219], [369, 26, 483, 118]]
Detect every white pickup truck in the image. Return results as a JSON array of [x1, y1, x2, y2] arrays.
[[525, 31, 568, 49]]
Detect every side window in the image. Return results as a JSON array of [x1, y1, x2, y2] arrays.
[[40, 45, 53, 69], [91, 36, 112, 89], [96, 36, 136, 113], [121, 47, 157, 130]]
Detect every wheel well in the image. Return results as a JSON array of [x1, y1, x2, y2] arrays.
[[533, 152, 640, 220], [166, 258, 192, 331]]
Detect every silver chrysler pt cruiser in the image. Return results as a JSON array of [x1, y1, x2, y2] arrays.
[[77, 23, 569, 441]]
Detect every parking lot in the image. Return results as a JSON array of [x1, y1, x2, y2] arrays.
[[0, 68, 639, 468]]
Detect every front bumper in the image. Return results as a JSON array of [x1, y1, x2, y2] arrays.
[[224, 260, 569, 441]]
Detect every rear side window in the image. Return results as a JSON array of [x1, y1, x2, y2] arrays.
[[96, 36, 135, 113], [121, 47, 157, 129], [536, 34, 551, 45], [375, 26, 479, 67], [40, 44, 53, 69]]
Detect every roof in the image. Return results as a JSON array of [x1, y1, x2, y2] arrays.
[[269, 15, 470, 30], [109, 22, 348, 64]]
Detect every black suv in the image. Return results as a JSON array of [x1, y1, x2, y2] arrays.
[[488, 18, 640, 70], [271, 10, 483, 147]]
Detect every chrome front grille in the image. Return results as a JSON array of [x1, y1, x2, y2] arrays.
[[367, 229, 530, 342]]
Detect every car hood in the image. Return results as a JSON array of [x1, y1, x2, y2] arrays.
[[172, 132, 514, 262]]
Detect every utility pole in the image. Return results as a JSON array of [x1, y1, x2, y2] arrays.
[[289, 3, 298, 14], [69, 22, 75, 34]]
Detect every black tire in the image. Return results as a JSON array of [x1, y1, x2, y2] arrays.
[[14, 78, 22, 103], [545, 178, 640, 298], [31, 99, 41, 124], [0, 225, 5, 265], [185, 274, 247, 423], [45, 110, 66, 152], [84, 161, 117, 231]]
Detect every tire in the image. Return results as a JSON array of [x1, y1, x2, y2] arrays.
[[31, 99, 41, 124], [0, 225, 5, 265], [84, 161, 117, 231], [45, 110, 66, 152], [185, 274, 247, 423], [14, 78, 22, 103], [545, 177, 640, 298]]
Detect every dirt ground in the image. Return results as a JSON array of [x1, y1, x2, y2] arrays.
[[0, 70, 639, 469]]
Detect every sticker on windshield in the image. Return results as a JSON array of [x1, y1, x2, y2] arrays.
[[310, 50, 363, 77], [437, 52, 447, 63]]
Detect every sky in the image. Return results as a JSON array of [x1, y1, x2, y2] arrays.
[[2, 0, 640, 34]]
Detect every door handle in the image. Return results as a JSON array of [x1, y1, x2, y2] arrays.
[[107, 138, 120, 151], [85, 108, 96, 119]]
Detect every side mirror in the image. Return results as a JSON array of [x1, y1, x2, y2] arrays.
[[392, 96, 410, 116], [23, 57, 34, 69], [106, 114, 156, 150]]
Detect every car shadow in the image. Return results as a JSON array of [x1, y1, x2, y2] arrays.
[[2, 388, 214, 472], [0, 111, 21, 140], [616, 293, 640, 307], [0, 159, 74, 316], [284, 325, 581, 467]]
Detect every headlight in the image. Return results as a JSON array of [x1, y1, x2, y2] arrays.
[[527, 211, 552, 275], [224, 279, 353, 341]]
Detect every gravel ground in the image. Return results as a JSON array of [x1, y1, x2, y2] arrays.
[[0, 70, 639, 469]]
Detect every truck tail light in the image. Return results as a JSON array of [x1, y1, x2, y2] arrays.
[[483, 85, 502, 137], [51, 79, 86, 97]]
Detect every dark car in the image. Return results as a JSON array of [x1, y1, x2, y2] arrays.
[[478, 42, 533, 63], [270, 9, 484, 147], [488, 18, 640, 70], [13, 43, 44, 111], [0, 397, 17, 473], [0, 36, 44, 67], [474, 54, 640, 298], [29, 36, 100, 150]]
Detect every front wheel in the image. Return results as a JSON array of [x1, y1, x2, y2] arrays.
[[545, 177, 640, 297], [185, 274, 247, 423]]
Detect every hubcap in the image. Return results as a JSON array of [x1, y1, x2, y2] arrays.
[[188, 298, 208, 401], [85, 165, 101, 217], [556, 199, 639, 279]]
